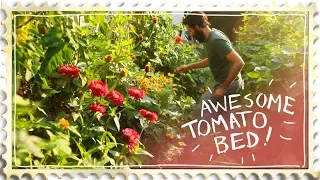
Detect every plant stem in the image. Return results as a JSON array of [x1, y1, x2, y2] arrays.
[[29, 153, 33, 168], [41, 151, 50, 165], [139, 127, 146, 137], [115, 145, 126, 166], [96, 65, 104, 75]]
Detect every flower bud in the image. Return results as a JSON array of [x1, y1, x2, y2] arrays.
[[120, 68, 128, 78], [152, 17, 158, 24], [138, 34, 144, 40], [144, 64, 151, 72], [105, 55, 113, 63]]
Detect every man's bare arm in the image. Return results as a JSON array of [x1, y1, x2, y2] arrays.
[[177, 58, 208, 73], [221, 50, 245, 90]]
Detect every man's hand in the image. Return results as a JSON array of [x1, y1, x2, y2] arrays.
[[177, 65, 190, 73], [214, 86, 226, 100]]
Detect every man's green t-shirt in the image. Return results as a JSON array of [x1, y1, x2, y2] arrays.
[[203, 28, 240, 84]]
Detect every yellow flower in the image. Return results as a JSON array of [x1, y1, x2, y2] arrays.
[[178, 142, 186, 147], [167, 73, 175, 77], [172, 88, 177, 91], [58, 118, 70, 129], [166, 133, 174, 139]]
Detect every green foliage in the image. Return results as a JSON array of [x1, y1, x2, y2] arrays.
[[13, 11, 306, 168], [233, 12, 306, 95], [13, 11, 203, 168]]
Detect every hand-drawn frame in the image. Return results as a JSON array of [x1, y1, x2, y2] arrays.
[[1, 0, 319, 179]]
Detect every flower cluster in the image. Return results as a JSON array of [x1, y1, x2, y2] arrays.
[[139, 109, 158, 123], [58, 118, 70, 129], [174, 36, 183, 44], [87, 80, 109, 97], [107, 90, 124, 106], [58, 65, 80, 78], [137, 73, 173, 94], [122, 128, 140, 152], [89, 102, 107, 116], [128, 87, 145, 100]]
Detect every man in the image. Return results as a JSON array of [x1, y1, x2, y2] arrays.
[[176, 11, 245, 165], [177, 11, 245, 126], [177, 11, 244, 106]]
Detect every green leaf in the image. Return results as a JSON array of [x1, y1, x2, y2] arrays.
[[134, 72, 146, 77], [186, 73, 195, 84], [247, 72, 261, 79], [68, 126, 81, 137], [141, 96, 157, 104], [134, 148, 154, 158], [85, 145, 100, 157], [46, 130, 56, 139], [37, 107, 47, 116], [72, 112, 80, 121], [55, 139, 72, 155], [76, 62, 87, 69], [68, 97, 80, 107], [123, 100, 135, 110], [89, 126, 105, 132], [113, 116, 120, 131], [72, 78, 82, 87], [271, 57, 284, 63], [130, 155, 143, 165], [72, 138, 86, 158], [107, 131, 117, 144], [40, 26, 63, 47], [39, 44, 73, 77]]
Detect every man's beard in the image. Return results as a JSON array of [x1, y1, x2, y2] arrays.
[[194, 30, 206, 43]]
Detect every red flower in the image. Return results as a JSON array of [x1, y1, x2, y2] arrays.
[[89, 102, 107, 116], [174, 36, 183, 44], [107, 90, 124, 106], [128, 87, 145, 100], [122, 128, 140, 145], [139, 109, 148, 116], [87, 80, 109, 97], [58, 65, 80, 78], [152, 17, 158, 24], [139, 109, 158, 123]]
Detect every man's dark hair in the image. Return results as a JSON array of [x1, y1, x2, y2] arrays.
[[182, 11, 211, 28]]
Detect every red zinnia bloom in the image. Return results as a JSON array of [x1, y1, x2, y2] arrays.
[[139, 109, 148, 116], [89, 102, 107, 116], [87, 80, 109, 97], [128, 87, 145, 100], [122, 128, 140, 145], [139, 109, 158, 123], [107, 90, 124, 106], [59, 65, 80, 78], [174, 36, 183, 44]]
